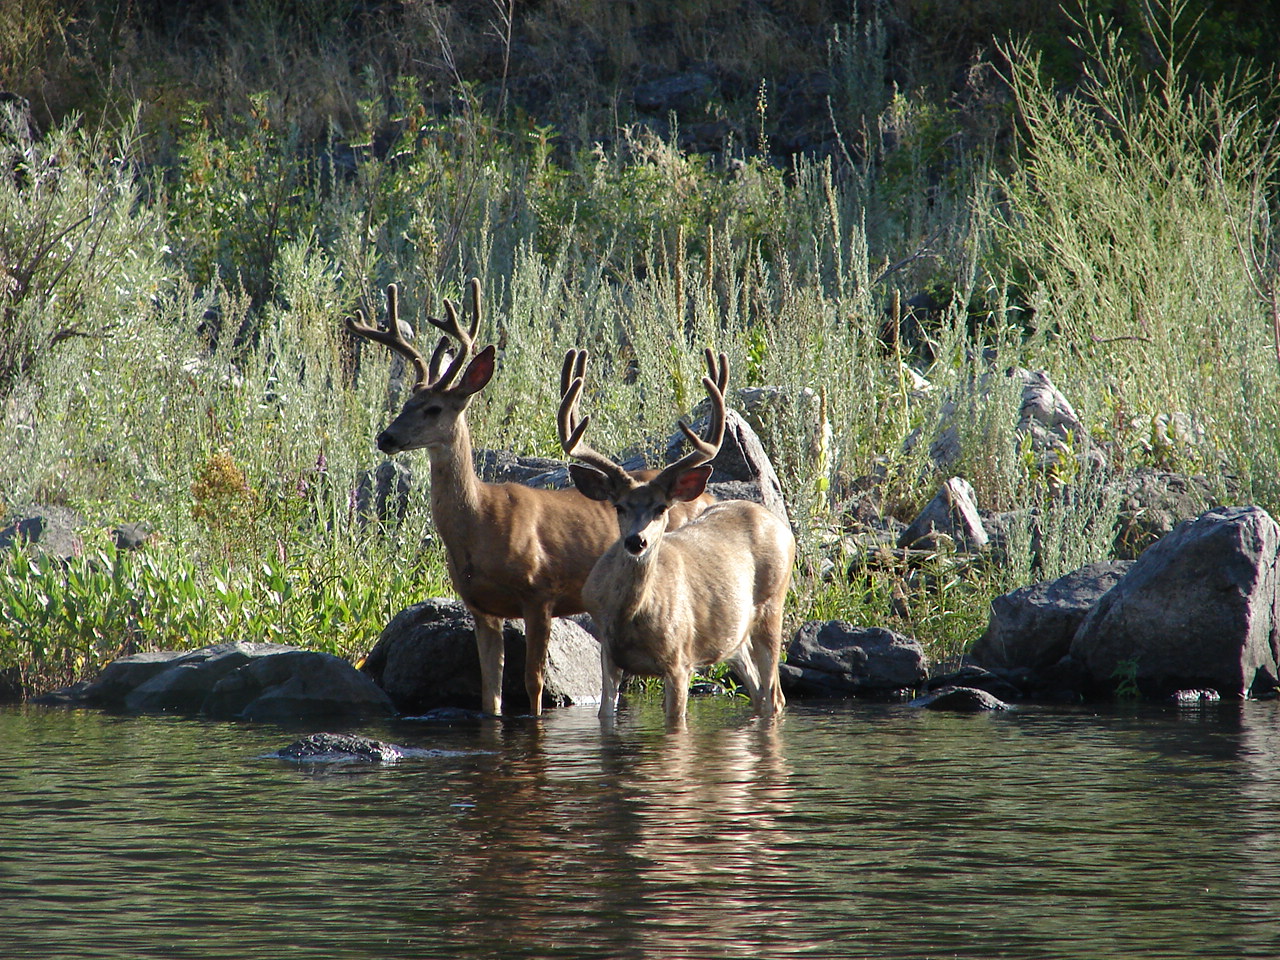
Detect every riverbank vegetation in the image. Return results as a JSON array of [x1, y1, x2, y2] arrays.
[[2, 0, 1278, 695]]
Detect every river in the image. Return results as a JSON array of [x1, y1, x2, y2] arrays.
[[2, 697, 1278, 959]]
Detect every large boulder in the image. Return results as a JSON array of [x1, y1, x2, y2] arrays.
[[361, 598, 601, 714], [669, 406, 790, 524], [1071, 506, 1280, 698], [780, 621, 927, 698], [972, 560, 1133, 671], [74, 642, 395, 720]]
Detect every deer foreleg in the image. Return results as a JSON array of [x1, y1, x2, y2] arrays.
[[473, 612, 506, 716], [599, 643, 623, 721], [522, 606, 551, 717], [663, 667, 692, 728]]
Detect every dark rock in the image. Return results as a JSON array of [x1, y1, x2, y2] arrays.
[[972, 560, 1133, 671], [76, 642, 394, 720], [1071, 506, 1280, 699], [272, 732, 404, 763], [112, 522, 154, 550], [909, 685, 1010, 712], [633, 71, 716, 114], [924, 662, 1025, 702], [361, 598, 601, 714], [780, 621, 927, 698]]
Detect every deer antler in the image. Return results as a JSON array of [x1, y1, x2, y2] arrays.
[[423, 277, 482, 391], [653, 348, 727, 487], [558, 349, 633, 486], [345, 283, 430, 389]]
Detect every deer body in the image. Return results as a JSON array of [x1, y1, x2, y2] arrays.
[[348, 281, 708, 717], [559, 348, 795, 725], [585, 499, 795, 722]]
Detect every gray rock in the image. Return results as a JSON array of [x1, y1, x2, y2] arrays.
[[972, 560, 1134, 671], [780, 621, 927, 698], [1107, 468, 1219, 559], [0, 506, 83, 560], [361, 598, 601, 714], [670, 407, 789, 523], [355, 460, 412, 527], [898, 477, 988, 552], [909, 685, 1010, 712], [474, 449, 567, 485], [79, 642, 394, 720], [1071, 506, 1280, 698]]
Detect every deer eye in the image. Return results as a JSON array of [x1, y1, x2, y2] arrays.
[[422, 405, 442, 419]]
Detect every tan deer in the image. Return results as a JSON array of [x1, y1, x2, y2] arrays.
[[345, 279, 712, 716], [558, 347, 796, 726]]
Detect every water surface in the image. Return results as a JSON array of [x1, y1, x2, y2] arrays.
[[2, 697, 1277, 959]]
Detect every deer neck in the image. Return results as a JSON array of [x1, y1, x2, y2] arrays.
[[599, 541, 663, 623], [425, 414, 483, 536]]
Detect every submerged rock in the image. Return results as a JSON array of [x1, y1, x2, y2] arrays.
[[909, 685, 1010, 712], [272, 732, 405, 763]]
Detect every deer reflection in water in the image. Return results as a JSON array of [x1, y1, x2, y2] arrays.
[[444, 708, 808, 958]]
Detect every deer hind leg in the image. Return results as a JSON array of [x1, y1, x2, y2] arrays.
[[473, 611, 506, 716], [522, 606, 552, 717], [749, 602, 786, 719], [728, 646, 765, 713]]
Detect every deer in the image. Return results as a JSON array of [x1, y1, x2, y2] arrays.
[[344, 279, 713, 717], [558, 346, 796, 727]]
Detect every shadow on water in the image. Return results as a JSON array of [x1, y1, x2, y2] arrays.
[[1, 697, 1278, 959]]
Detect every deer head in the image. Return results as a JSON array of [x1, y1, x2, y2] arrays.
[[559, 347, 727, 557], [346, 279, 494, 456]]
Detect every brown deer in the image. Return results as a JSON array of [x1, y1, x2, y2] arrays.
[[558, 347, 796, 726], [345, 279, 711, 716]]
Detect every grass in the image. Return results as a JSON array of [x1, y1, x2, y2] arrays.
[[2, 0, 1279, 696]]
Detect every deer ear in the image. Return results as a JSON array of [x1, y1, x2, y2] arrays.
[[668, 464, 713, 502], [457, 345, 496, 396], [569, 464, 614, 502]]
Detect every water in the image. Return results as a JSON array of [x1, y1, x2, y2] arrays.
[[2, 697, 1278, 960]]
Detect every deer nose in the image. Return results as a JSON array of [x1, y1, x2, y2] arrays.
[[624, 533, 647, 555], [376, 431, 400, 454]]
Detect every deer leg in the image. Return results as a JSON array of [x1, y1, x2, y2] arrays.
[[522, 606, 552, 717], [663, 667, 692, 728], [473, 612, 506, 716], [599, 643, 623, 722], [729, 647, 764, 713], [749, 604, 786, 719]]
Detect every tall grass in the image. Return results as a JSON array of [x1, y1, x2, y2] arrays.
[[2, 0, 1278, 694]]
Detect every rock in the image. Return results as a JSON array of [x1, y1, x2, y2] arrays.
[[271, 732, 404, 763], [1107, 468, 1219, 559], [75, 642, 395, 720], [474, 449, 567, 486], [923, 662, 1025, 703], [898, 477, 988, 552], [1171, 689, 1221, 704], [1071, 506, 1280, 699], [779, 621, 927, 698], [972, 560, 1134, 671], [670, 407, 789, 524], [1012, 367, 1093, 468], [112, 522, 154, 550], [0, 506, 83, 560], [361, 598, 601, 714], [909, 685, 1010, 712], [355, 460, 412, 527], [633, 71, 716, 114]]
